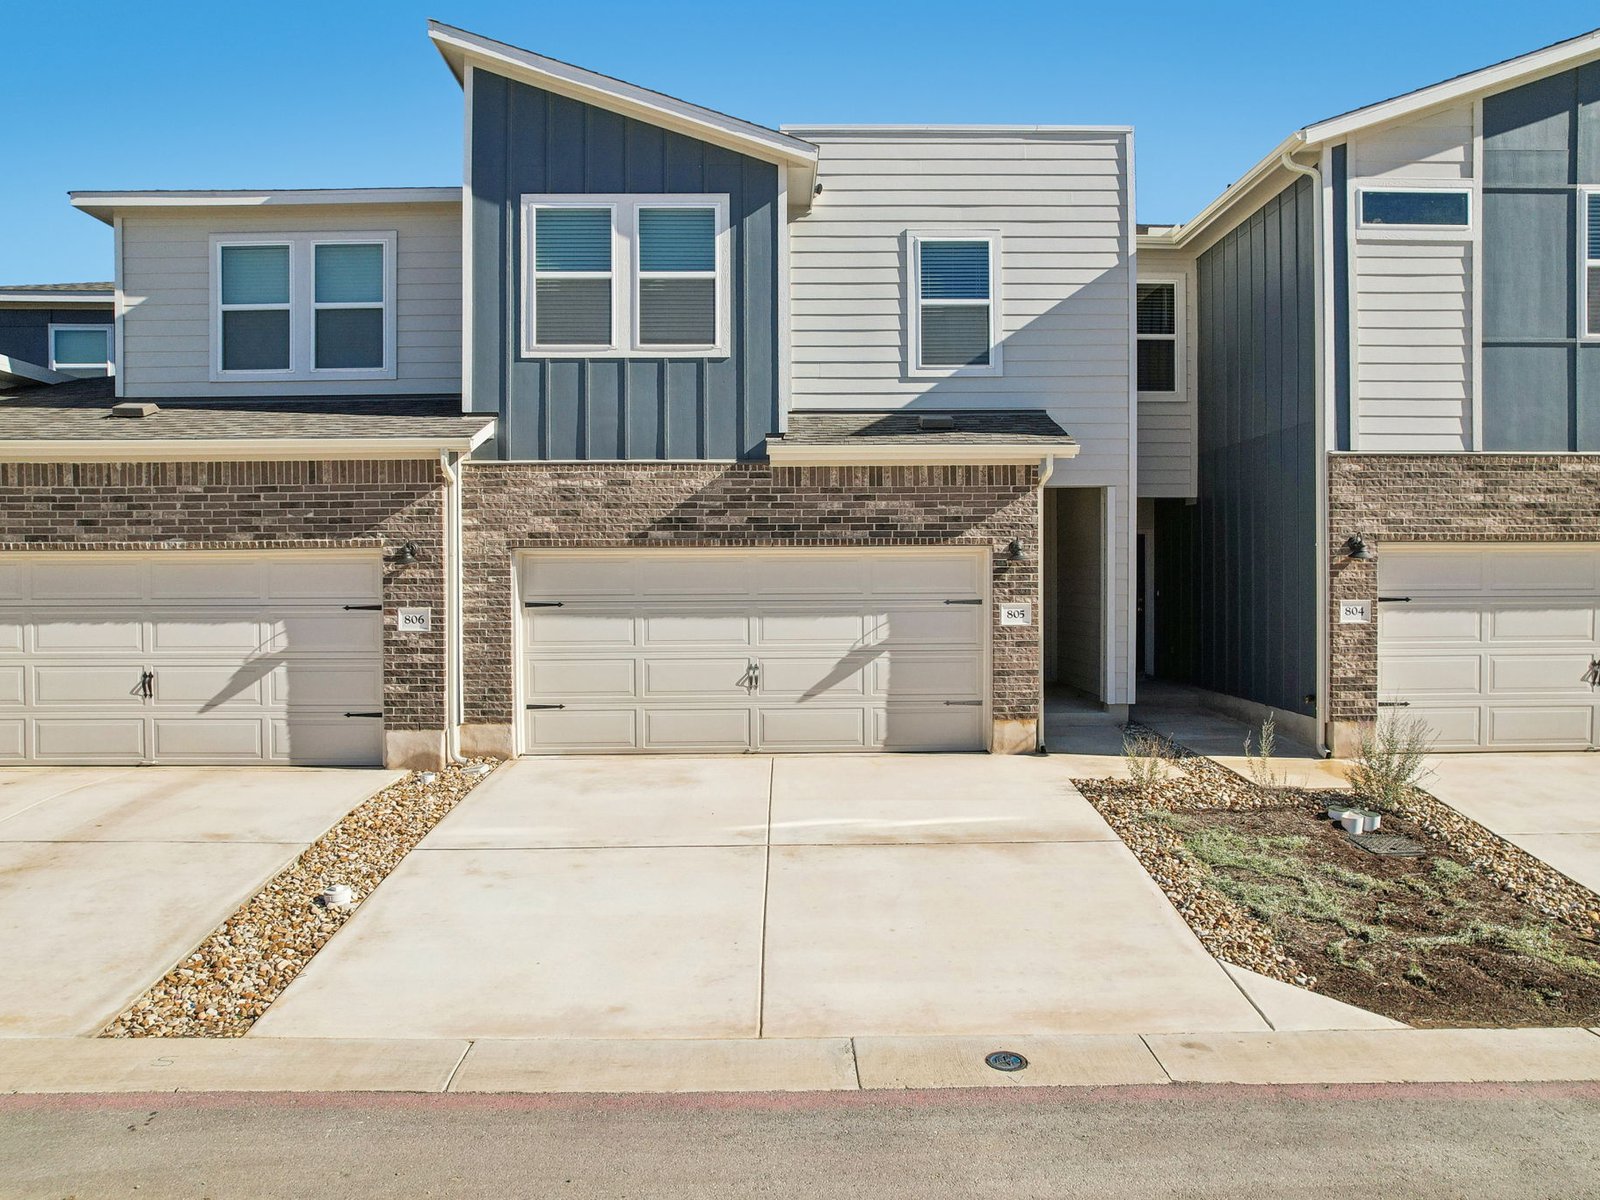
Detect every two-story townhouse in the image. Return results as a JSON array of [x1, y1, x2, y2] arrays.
[[0, 20, 1134, 769], [1137, 28, 1600, 755], [0, 283, 114, 386]]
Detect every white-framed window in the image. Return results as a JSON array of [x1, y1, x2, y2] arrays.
[[1355, 187, 1472, 237], [519, 194, 729, 358], [906, 231, 1002, 376], [209, 231, 397, 382], [1582, 190, 1600, 340], [1136, 278, 1181, 400], [47, 323, 114, 377]]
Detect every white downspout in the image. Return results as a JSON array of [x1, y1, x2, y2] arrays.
[[1036, 454, 1057, 752], [1278, 147, 1333, 758], [439, 450, 466, 763]]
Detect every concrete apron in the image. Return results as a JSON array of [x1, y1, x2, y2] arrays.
[[5, 1028, 1600, 1094]]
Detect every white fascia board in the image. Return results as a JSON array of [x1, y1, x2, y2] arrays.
[[0, 356, 71, 386], [1157, 133, 1309, 251], [783, 124, 1133, 136], [0, 293, 113, 307], [427, 22, 818, 205], [69, 188, 462, 225], [1304, 29, 1600, 144], [0, 430, 496, 463], [766, 442, 1080, 467]]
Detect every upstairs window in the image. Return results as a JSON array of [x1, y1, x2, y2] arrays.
[[520, 195, 728, 357], [1584, 192, 1600, 339], [1357, 188, 1471, 230], [1136, 281, 1180, 398], [211, 233, 395, 381], [48, 324, 113, 377], [908, 232, 1001, 375]]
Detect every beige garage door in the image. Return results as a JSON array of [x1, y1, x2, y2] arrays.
[[1377, 545, 1600, 750], [0, 552, 384, 765], [518, 549, 988, 753]]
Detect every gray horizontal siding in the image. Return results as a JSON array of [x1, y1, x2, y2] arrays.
[[470, 69, 780, 460]]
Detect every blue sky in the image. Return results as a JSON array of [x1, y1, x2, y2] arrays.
[[5, 2, 1597, 284]]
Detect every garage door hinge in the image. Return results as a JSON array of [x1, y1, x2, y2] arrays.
[[343, 604, 383, 611], [943, 700, 982, 706], [343, 711, 384, 718], [525, 703, 566, 710], [943, 598, 982, 606], [1378, 596, 1412, 603], [1377, 701, 1411, 708], [523, 601, 565, 608]]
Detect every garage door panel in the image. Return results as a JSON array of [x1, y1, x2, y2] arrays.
[[32, 665, 147, 706], [1487, 706, 1594, 747], [642, 657, 754, 698], [149, 616, 266, 653], [643, 612, 751, 645], [1401, 705, 1483, 749], [867, 553, 983, 597], [272, 717, 385, 766], [757, 611, 867, 646], [30, 561, 143, 602], [758, 706, 867, 749], [643, 707, 753, 749], [1380, 605, 1480, 642], [876, 606, 982, 646], [758, 655, 872, 698], [266, 612, 384, 654], [527, 658, 637, 699], [0, 620, 23, 654], [0, 667, 22, 706], [0, 720, 22, 760], [0, 564, 24, 601], [751, 555, 868, 597], [266, 558, 381, 603], [636, 557, 750, 597], [34, 718, 146, 761], [269, 661, 384, 707], [1488, 654, 1597, 694], [523, 708, 638, 751], [32, 616, 144, 654], [1489, 606, 1595, 642], [1487, 550, 1600, 593], [524, 611, 636, 647], [1380, 551, 1484, 593], [152, 664, 267, 709], [1378, 653, 1481, 695], [873, 653, 983, 698], [153, 718, 267, 760], [879, 704, 986, 751], [147, 561, 264, 601], [522, 556, 637, 600]]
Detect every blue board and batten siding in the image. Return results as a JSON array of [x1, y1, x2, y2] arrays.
[[468, 68, 780, 461], [0, 308, 112, 371], [1482, 62, 1600, 450], [1155, 177, 1319, 717]]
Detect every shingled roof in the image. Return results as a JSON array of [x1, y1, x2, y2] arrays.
[[769, 410, 1077, 465]]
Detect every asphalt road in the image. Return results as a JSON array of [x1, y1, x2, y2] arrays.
[[5, 1082, 1599, 1199]]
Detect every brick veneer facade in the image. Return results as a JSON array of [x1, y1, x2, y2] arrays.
[[460, 461, 1041, 751], [1327, 454, 1600, 740], [0, 459, 448, 760]]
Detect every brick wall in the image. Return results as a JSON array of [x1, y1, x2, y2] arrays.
[[0, 459, 446, 732], [461, 461, 1041, 729], [1328, 454, 1600, 723]]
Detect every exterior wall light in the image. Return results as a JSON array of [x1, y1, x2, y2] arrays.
[[389, 541, 420, 565], [1342, 534, 1376, 561], [1006, 539, 1026, 561]]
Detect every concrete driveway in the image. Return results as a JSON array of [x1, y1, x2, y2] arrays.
[[253, 755, 1269, 1041], [1423, 754, 1600, 892], [0, 766, 399, 1037]]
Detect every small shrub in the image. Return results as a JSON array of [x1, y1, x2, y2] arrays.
[[1122, 729, 1175, 788], [1346, 711, 1436, 812], [1242, 712, 1287, 790]]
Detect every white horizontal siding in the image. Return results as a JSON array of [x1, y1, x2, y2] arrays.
[[1347, 102, 1475, 181], [1135, 247, 1196, 498], [786, 129, 1134, 702], [119, 203, 462, 398]]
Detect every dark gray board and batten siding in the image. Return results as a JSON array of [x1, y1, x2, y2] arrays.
[[468, 68, 781, 461], [1481, 62, 1600, 451], [1154, 176, 1319, 717], [0, 308, 112, 373]]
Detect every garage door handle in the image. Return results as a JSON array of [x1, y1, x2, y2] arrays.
[[1377, 701, 1411, 708], [944, 700, 982, 707], [343, 711, 383, 719], [944, 598, 982, 606], [343, 604, 382, 611], [524, 601, 564, 608], [139, 670, 154, 699], [525, 703, 566, 710], [1378, 596, 1412, 603]]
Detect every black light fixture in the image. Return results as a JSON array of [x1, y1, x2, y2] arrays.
[[389, 540, 419, 565], [1342, 534, 1376, 562], [1006, 539, 1026, 561]]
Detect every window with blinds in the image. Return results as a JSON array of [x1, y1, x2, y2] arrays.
[[520, 195, 727, 356], [212, 233, 395, 380], [1585, 193, 1600, 338], [1136, 281, 1179, 397], [911, 235, 998, 372]]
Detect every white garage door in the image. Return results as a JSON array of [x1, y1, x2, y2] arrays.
[[1377, 545, 1600, 750], [0, 552, 385, 765], [518, 549, 989, 753]]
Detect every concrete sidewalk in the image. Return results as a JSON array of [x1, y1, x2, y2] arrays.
[[5, 1027, 1600, 1093]]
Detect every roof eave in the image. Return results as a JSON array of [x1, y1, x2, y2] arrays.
[[69, 188, 462, 225], [0, 427, 495, 463], [765, 442, 1080, 467]]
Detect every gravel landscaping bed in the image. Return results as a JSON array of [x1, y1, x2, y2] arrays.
[[1076, 728, 1600, 1026], [105, 760, 497, 1038]]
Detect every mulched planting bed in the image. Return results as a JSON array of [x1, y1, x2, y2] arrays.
[[105, 759, 498, 1038], [1076, 731, 1600, 1028]]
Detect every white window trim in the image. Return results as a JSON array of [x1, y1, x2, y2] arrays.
[[1581, 188, 1600, 343], [905, 230, 1003, 378], [519, 193, 730, 359], [47, 323, 115, 375], [1354, 184, 1473, 241], [1135, 276, 1183, 402], [209, 231, 398, 383]]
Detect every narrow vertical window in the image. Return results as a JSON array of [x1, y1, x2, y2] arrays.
[[313, 242, 386, 369], [1136, 281, 1179, 396], [219, 244, 291, 371], [1585, 193, 1600, 338], [637, 207, 717, 347], [530, 207, 613, 348], [915, 239, 994, 369]]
